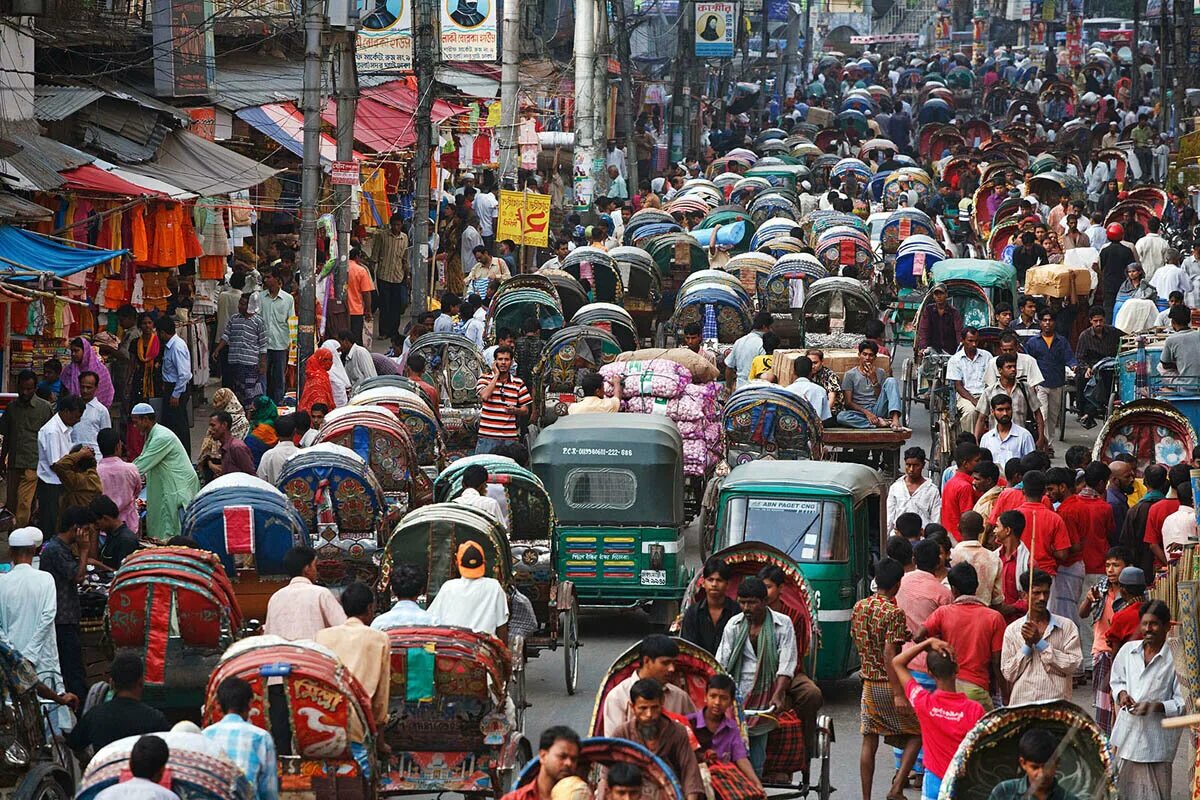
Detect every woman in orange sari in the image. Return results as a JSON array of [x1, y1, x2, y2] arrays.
[[300, 348, 335, 414], [125, 312, 162, 458]]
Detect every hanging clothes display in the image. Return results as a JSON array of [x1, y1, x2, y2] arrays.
[[149, 203, 187, 267], [518, 117, 540, 171]]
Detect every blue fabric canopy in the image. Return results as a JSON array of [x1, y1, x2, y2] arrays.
[[0, 225, 126, 280]]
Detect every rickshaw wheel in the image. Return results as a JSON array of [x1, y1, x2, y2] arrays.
[[816, 714, 834, 800], [511, 657, 528, 733], [900, 358, 914, 421], [562, 603, 580, 695], [14, 775, 70, 800], [495, 738, 534, 799]]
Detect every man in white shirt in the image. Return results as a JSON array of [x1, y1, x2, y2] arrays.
[[257, 414, 299, 485], [1084, 155, 1109, 203], [946, 327, 992, 440], [983, 332, 1045, 388], [72, 370, 112, 453], [1150, 262, 1190, 303], [1135, 218, 1171, 279], [886, 446, 942, 532], [569, 373, 621, 415], [93, 735, 181, 800], [725, 312, 773, 391], [783, 354, 831, 420], [462, 298, 488, 349], [1086, 213, 1110, 251], [979, 393, 1035, 465], [36, 395, 84, 539], [337, 331, 377, 386], [474, 188, 499, 250], [427, 542, 509, 638], [454, 464, 507, 528]]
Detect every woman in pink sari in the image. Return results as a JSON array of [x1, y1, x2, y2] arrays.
[[61, 337, 115, 405]]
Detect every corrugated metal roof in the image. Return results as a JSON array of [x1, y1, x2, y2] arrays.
[[214, 57, 391, 111], [34, 87, 105, 122], [0, 128, 94, 191], [81, 122, 170, 163], [0, 192, 53, 222]]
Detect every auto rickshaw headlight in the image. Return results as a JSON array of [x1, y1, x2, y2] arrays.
[[649, 544, 665, 570], [521, 547, 541, 565], [3, 742, 28, 767]]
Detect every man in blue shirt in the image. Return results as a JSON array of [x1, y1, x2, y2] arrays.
[[371, 561, 437, 630], [155, 316, 193, 457], [203, 677, 279, 800], [1024, 310, 1076, 454]]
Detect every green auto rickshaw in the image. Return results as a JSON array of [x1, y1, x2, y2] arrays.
[[530, 414, 688, 627], [707, 460, 885, 680]]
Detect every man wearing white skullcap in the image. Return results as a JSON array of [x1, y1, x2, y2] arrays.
[[0, 525, 69, 729], [130, 403, 199, 542]]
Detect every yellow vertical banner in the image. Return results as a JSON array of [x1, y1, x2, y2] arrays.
[[497, 189, 551, 247]]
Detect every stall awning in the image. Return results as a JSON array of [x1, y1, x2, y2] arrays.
[[59, 164, 165, 196], [236, 103, 349, 164], [120, 130, 281, 196], [0, 226, 127, 280], [365, 82, 468, 121], [319, 94, 464, 152]]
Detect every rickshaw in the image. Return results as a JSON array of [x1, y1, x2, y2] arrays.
[[433, 454, 580, 694], [353, 374, 425, 397], [813, 231, 874, 278], [0, 638, 76, 799], [486, 274, 564, 340], [107, 545, 243, 712], [748, 191, 802, 226], [1026, 170, 1085, 206], [571, 303, 640, 351], [276, 442, 391, 588], [609, 246, 664, 339], [625, 209, 681, 247], [765, 253, 828, 347], [180, 473, 309, 620], [537, 267, 589, 322], [723, 252, 776, 310], [800, 277, 877, 350], [671, 273, 754, 345], [704, 460, 885, 679], [721, 384, 824, 464], [515, 738, 682, 800], [348, 387, 443, 469], [751, 217, 801, 251], [938, 701, 1117, 800], [563, 246, 625, 304], [882, 169, 933, 211], [530, 324, 622, 425], [530, 415, 688, 628], [645, 232, 710, 289], [744, 164, 806, 192], [929, 259, 1018, 321], [378, 626, 530, 796], [894, 235, 946, 289], [676, 543, 833, 796], [858, 137, 898, 165], [986, 218, 1021, 262], [408, 332, 488, 459], [77, 731, 252, 800], [880, 208, 936, 258], [204, 637, 379, 799], [317, 404, 433, 504], [1092, 398, 1198, 471]]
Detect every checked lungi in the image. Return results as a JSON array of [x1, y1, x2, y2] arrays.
[[860, 678, 920, 747], [708, 760, 766, 800], [1093, 650, 1115, 734], [226, 362, 262, 407]]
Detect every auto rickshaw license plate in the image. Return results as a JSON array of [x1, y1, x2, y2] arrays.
[[640, 569, 666, 585]]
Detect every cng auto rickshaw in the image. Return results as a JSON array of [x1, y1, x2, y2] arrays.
[[705, 460, 885, 680], [530, 415, 688, 627]]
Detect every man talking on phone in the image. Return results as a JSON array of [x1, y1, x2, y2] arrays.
[[475, 345, 532, 454]]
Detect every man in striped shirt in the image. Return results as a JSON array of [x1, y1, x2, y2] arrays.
[[475, 345, 531, 454], [212, 294, 267, 407]]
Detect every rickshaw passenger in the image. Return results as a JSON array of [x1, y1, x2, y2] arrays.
[[372, 562, 438, 630], [605, 762, 645, 800], [687, 674, 764, 793], [92, 734, 177, 800], [783, 356, 831, 422], [569, 372, 621, 415], [455, 464, 508, 529], [499, 726, 582, 800], [680, 557, 739, 655], [947, 327, 992, 437], [427, 542, 509, 639], [601, 634, 696, 735], [203, 677, 280, 800], [715, 577, 797, 775], [915, 284, 962, 355], [836, 341, 904, 430], [613, 680, 705, 800], [982, 333, 1045, 388], [263, 546, 347, 641]]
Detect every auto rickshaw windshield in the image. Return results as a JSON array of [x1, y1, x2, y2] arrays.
[[722, 496, 848, 562]]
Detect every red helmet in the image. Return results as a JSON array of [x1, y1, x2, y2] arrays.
[[1106, 223, 1124, 241]]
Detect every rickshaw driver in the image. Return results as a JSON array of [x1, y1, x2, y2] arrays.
[[601, 634, 697, 735], [715, 577, 798, 776], [427, 542, 510, 640], [455, 464, 508, 530], [915, 284, 963, 356], [500, 726, 582, 800], [986, 729, 1080, 800]]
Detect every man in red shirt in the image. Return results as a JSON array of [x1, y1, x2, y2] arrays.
[[917, 562, 1008, 708], [500, 726, 580, 800], [1015, 471, 1073, 577], [995, 510, 1028, 622], [1143, 463, 1190, 569], [987, 453, 1053, 530], [1071, 461, 1119, 658], [1104, 566, 1147, 654], [940, 443, 982, 540], [1045, 467, 1088, 673]]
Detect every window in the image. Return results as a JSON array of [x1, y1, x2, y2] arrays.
[[564, 469, 637, 510], [723, 496, 848, 562]]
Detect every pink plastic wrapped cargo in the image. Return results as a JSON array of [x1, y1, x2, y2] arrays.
[[599, 360, 692, 399], [624, 395, 706, 421], [683, 438, 717, 476]]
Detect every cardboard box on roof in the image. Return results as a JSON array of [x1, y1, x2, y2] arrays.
[[774, 348, 891, 385]]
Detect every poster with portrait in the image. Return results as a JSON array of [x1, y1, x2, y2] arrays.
[[441, 0, 497, 61], [694, 2, 735, 57], [356, 0, 412, 72]]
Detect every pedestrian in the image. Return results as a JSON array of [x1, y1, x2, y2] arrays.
[[1044, 467, 1087, 637], [370, 216, 409, 340], [500, 727, 582, 800], [91, 495, 140, 570], [131, 404, 199, 542], [95, 428, 142, 534], [916, 562, 1007, 709], [68, 652, 169, 753], [939, 443, 981, 540], [1078, 546, 1133, 734], [1119, 464, 1168, 574], [403, 354, 441, 421], [1015, 471, 1073, 580], [372, 561, 438, 629], [125, 313, 163, 459], [612, 679, 706, 800], [256, 269, 294, 405], [71, 371, 112, 454], [212, 293, 267, 407], [0, 370, 52, 526], [886, 447, 942, 533], [715, 577, 798, 774], [92, 735, 180, 800], [39, 505, 96, 700], [1143, 463, 1190, 569], [426, 542, 510, 637], [1107, 459, 1135, 534], [971, 462, 1004, 525], [155, 316, 193, 456], [36, 395, 84, 538], [892, 638, 985, 800], [337, 329, 378, 386], [314, 582, 390, 774], [0, 526, 65, 725], [61, 337, 116, 407], [725, 312, 772, 391], [263, 546, 346, 640], [896, 539, 953, 687], [679, 557, 740, 655], [849, 557, 921, 800], [949, 512, 1004, 607], [1105, 566, 1149, 655], [320, 340, 353, 406], [475, 345, 532, 454], [1159, 477, 1198, 561], [256, 414, 299, 486], [1000, 569, 1083, 704], [203, 677, 279, 800], [51, 444, 102, 513], [601, 634, 697, 735]]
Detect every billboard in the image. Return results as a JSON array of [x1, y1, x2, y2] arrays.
[[357, 0, 413, 72], [441, 0, 497, 60], [695, 2, 736, 57]]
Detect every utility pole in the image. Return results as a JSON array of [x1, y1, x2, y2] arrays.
[[408, 0, 437, 317], [777, 0, 799, 102], [1159, 0, 1169, 134], [594, 0, 610, 195], [297, 0, 325, 388], [333, 26, 358, 304], [802, 0, 811, 90], [668, 3, 688, 163], [498, 0, 520, 188], [614, 0, 640, 190], [573, 0, 596, 213], [1132, 0, 1141, 107]]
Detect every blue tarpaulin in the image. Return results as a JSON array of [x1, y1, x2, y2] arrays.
[[0, 225, 126, 281]]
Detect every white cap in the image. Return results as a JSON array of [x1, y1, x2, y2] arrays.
[[8, 526, 43, 548], [131, 402, 155, 416], [462, 171, 476, 180]]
